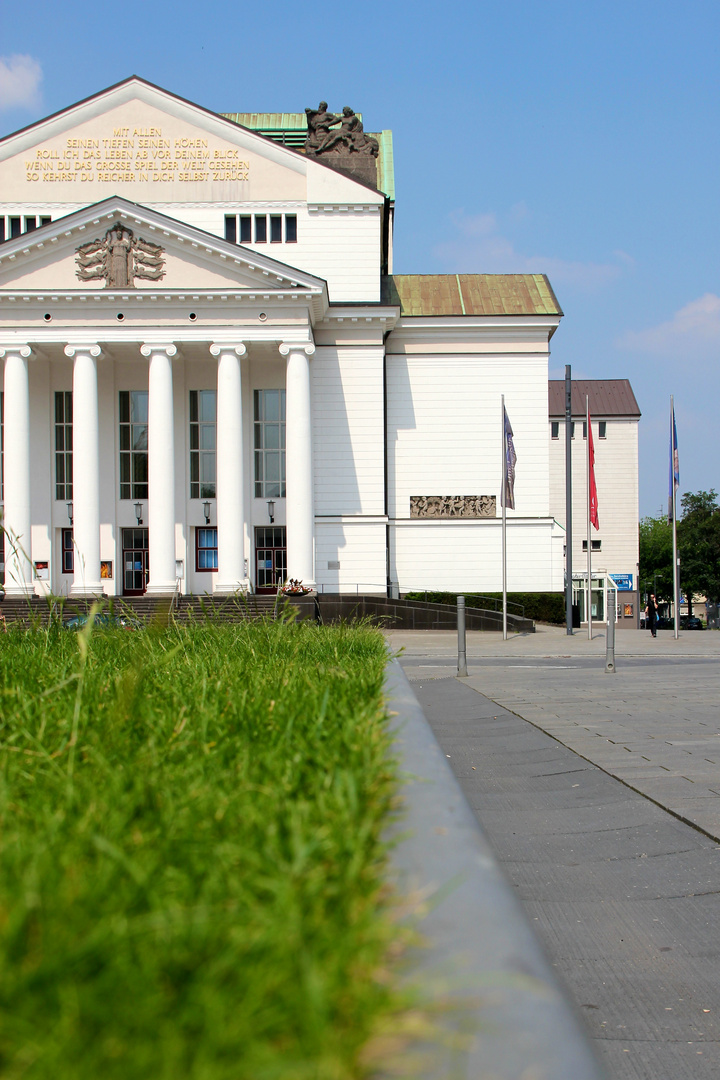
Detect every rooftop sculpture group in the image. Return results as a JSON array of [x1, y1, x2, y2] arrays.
[[304, 103, 379, 159]]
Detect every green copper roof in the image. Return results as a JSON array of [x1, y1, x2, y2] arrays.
[[221, 113, 394, 200], [381, 274, 563, 317]]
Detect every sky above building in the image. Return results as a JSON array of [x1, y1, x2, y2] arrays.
[[1, 0, 717, 518]]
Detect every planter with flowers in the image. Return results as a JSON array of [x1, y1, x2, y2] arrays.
[[281, 578, 313, 596]]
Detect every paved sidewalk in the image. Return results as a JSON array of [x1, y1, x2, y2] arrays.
[[405, 673, 720, 1080], [387, 627, 720, 840], [389, 632, 720, 1079]]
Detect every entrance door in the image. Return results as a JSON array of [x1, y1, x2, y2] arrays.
[[255, 527, 286, 594], [122, 528, 149, 595]]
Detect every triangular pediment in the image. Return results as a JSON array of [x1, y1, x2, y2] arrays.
[[0, 76, 384, 207], [0, 197, 327, 297]]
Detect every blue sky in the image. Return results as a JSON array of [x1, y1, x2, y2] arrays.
[[2, 0, 718, 518]]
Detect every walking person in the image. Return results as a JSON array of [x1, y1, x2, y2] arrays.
[[646, 593, 659, 637]]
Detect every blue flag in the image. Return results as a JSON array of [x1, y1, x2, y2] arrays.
[[668, 402, 679, 524], [503, 406, 517, 510]]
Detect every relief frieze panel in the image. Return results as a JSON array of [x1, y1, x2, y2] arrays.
[[410, 495, 497, 519]]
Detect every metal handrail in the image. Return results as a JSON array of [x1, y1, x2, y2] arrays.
[[311, 583, 526, 617]]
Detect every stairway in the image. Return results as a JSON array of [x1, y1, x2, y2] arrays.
[[0, 592, 282, 628]]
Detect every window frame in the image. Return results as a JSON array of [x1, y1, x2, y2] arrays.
[[61, 528, 74, 573], [189, 389, 217, 500], [55, 390, 73, 501], [119, 390, 149, 501], [551, 421, 559, 439], [196, 526, 218, 572], [254, 389, 286, 498]]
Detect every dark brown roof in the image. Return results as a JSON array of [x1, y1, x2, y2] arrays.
[[382, 274, 563, 317], [548, 379, 641, 418]]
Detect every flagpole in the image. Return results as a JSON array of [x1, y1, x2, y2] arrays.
[[501, 393, 508, 641], [586, 396, 592, 641], [672, 396, 679, 640], [565, 366, 573, 635]]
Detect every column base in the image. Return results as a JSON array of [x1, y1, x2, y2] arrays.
[[70, 582, 105, 598], [213, 579, 250, 595], [3, 582, 36, 599], [145, 581, 177, 596]]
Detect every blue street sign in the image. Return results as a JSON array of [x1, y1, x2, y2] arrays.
[[610, 574, 633, 591]]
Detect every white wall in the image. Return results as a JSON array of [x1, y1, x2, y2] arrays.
[[390, 520, 564, 593], [312, 345, 385, 517], [315, 521, 386, 593], [387, 354, 550, 520]]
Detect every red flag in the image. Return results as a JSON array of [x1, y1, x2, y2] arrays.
[[588, 412, 599, 530]]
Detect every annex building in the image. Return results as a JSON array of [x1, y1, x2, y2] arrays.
[[549, 379, 641, 627], [0, 77, 566, 599]]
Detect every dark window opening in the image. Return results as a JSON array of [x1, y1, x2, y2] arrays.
[[254, 215, 267, 243], [10, 217, 21, 239], [40, 216, 52, 227], [551, 421, 559, 439], [24, 217, 37, 233], [0, 219, 5, 243], [240, 216, 251, 243], [599, 421, 607, 438], [270, 215, 282, 243], [582, 539, 602, 551], [285, 214, 297, 243], [224, 215, 237, 243]]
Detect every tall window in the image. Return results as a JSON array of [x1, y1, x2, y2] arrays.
[[196, 527, 218, 571], [254, 389, 286, 497], [119, 391, 148, 500], [55, 391, 73, 500], [189, 390, 216, 499]]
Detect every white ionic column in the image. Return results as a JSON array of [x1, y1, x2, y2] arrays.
[[0, 346, 33, 596], [65, 344, 103, 595], [280, 342, 316, 588], [141, 343, 177, 594], [210, 343, 249, 593]]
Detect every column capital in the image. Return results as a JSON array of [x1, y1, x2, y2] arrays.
[[64, 343, 102, 359], [140, 343, 177, 358], [0, 345, 32, 359], [209, 343, 247, 358], [279, 341, 315, 358]]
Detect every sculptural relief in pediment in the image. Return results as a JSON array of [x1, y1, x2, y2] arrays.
[[76, 223, 165, 288]]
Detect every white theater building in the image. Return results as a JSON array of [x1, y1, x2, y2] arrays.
[[0, 77, 566, 599]]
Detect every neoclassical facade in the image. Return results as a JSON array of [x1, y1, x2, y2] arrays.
[[0, 78, 565, 598]]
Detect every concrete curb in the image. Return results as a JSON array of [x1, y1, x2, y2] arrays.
[[384, 657, 606, 1080]]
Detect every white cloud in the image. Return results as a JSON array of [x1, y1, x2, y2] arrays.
[[0, 55, 42, 112], [619, 293, 720, 358], [433, 210, 627, 293]]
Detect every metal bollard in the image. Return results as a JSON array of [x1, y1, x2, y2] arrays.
[[457, 595, 468, 677], [605, 591, 616, 673]]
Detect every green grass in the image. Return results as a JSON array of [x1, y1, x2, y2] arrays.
[[0, 616, 399, 1079]]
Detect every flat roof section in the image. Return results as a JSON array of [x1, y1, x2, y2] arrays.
[[382, 274, 563, 317]]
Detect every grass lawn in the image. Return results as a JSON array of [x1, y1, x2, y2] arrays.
[[0, 616, 399, 1079]]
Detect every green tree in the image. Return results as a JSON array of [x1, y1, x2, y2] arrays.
[[678, 489, 720, 607], [639, 515, 673, 601]]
